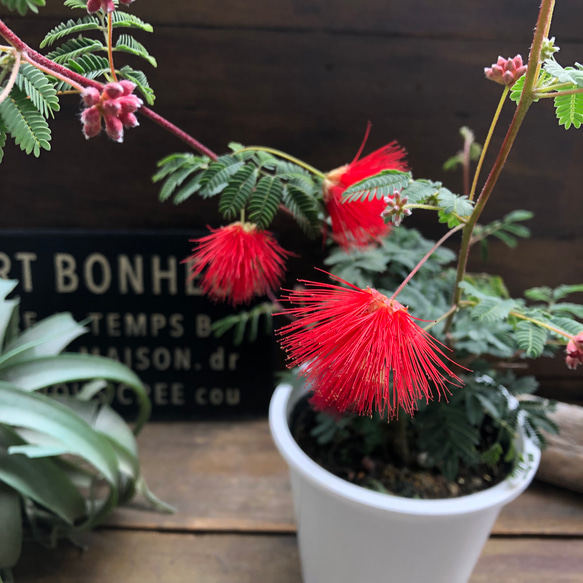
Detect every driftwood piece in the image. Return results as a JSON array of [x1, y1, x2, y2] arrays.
[[536, 402, 583, 494]]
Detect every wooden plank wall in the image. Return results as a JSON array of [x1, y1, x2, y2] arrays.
[[0, 0, 582, 401]]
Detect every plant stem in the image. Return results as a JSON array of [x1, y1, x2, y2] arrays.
[[21, 52, 84, 92], [444, 0, 556, 334], [237, 146, 326, 178], [106, 12, 118, 82], [461, 128, 473, 198], [536, 87, 583, 99], [0, 49, 20, 105], [423, 304, 458, 332], [0, 19, 218, 159], [469, 86, 509, 202], [390, 224, 464, 301]]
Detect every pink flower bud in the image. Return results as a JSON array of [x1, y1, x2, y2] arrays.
[[103, 82, 124, 99], [485, 54, 526, 87], [81, 105, 101, 125], [81, 87, 101, 106], [119, 80, 137, 95], [565, 332, 583, 370], [86, 0, 115, 13], [104, 115, 124, 142], [103, 99, 121, 116], [119, 111, 139, 128]]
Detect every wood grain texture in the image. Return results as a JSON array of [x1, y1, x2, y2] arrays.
[[105, 422, 583, 536], [13, 532, 583, 583], [2, 0, 581, 40]]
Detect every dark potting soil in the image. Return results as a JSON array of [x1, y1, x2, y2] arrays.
[[289, 395, 511, 499]]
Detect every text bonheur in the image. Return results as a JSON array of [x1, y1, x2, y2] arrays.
[[0, 252, 200, 295]]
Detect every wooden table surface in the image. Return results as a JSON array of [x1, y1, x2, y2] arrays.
[[15, 421, 583, 582]]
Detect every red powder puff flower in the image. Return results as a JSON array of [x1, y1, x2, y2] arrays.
[[80, 81, 142, 142], [184, 222, 292, 307], [277, 272, 463, 418], [565, 332, 583, 370], [323, 141, 408, 249]]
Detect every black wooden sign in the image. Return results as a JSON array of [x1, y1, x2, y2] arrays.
[[0, 230, 275, 419]]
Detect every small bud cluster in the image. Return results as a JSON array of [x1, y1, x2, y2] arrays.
[[565, 332, 583, 370], [484, 55, 527, 87], [381, 191, 411, 226], [86, 0, 135, 14], [80, 81, 143, 143]]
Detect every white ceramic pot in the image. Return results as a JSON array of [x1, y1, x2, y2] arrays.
[[269, 382, 541, 583]]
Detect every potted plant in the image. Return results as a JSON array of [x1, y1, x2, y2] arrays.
[[1, 1, 582, 582], [0, 279, 170, 583]]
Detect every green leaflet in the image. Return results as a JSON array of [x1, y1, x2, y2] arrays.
[[211, 302, 275, 345], [15, 63, 60, 118], [515, 320, 548, 358], [115, 34, 157, 68], [248, 175, 283, 229], [219, 164, 258, 220], [40, 17, 102, 48], [0, 86, 51, 157], [0, 0, 45, 16], [118, 66, 156, 105], [554, 91, 583, 130], [46, 37, 104, 65], [342, 170, 412, 202]]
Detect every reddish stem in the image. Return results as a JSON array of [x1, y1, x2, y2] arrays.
[[0, 19, 218, 159]]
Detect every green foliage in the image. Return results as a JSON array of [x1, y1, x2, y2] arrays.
[[115, 34, 157, 68], [0, 86, 51, 157], [554, 91, 583, 130], [211, 302, 275, 345], [119, 65, 156, 105], [64, 53, 110, 79], [436, 187, 473, 227], [248, 175, 283, 229], [473, 210, 533, 260], [514, 320, 548, 358], [342, 170, 412, 202], [0, 0, 45, 16], [156, 146, 322, 233], [510, 75, 526, 103], [40, 17, 102, 48], [45, 37, 105, 65], [0, 281, 171, 576], [0, 121, 6, 164], [14, 63, 60, 118]]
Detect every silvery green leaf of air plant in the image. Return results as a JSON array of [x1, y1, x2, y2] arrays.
[[0, 425, 85, 524], [0, 482, 22, 569], [0, 383, 120, 525], [0, 354, 151, 435], [0, 280, 19, 350], [0, 312, 87, 367]]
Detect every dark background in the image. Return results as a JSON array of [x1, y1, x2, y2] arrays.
[[0, 0, 582, 404]]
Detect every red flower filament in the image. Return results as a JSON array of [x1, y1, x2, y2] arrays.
[[277, 274, 463, 417], [324, 141, 408, 249], [184, 222, 291, 306]]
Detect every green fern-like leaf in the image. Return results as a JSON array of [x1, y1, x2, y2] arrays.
[[343, 170, 412, 202], [0, 121, 7, 164], [282, 185, 321, 238], [63, 0, 90, 8], [219, 164, 258, 220], [46, 37, 104, 65], [15, 63, 60, 118], [552, 283, 583, 300], [248, 176, 283, 229], [549, 303, 583, 319], [40, 17, 102, 48], [548, 316, 583, 337], [509, 75, 526, 103], [198, 157, 244, 198], [543, 59, 583, 87], [0, 87, 51, 157], [211, 303, 275, 345], [110, 11, 154, 32], [66, 54, 110, 79], [115, 34, 157, 68], [0, 0, 45, 16], [154, 155, 209, 203], [118, 66, 155, 105], [436, 188, 473, 217], [400, 179, 441, 204], [554, 91, 583, 129], [470, 298, 516, 323], [274, 160, 316, 194], [514, 320, 548, 358]]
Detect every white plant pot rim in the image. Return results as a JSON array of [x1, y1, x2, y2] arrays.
[[270, 382, 541, 517]]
